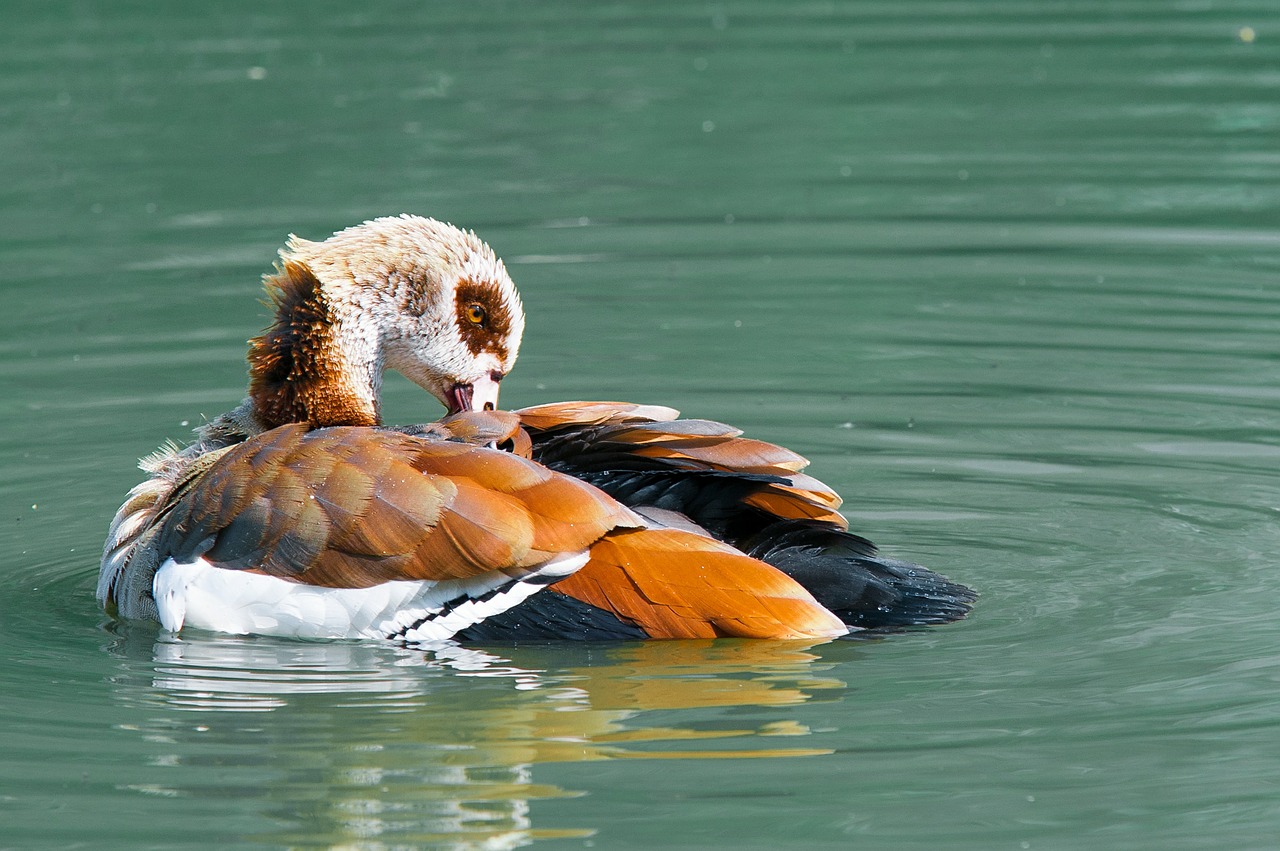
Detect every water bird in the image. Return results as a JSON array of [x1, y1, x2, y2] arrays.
[[99, 215, 975, 641]]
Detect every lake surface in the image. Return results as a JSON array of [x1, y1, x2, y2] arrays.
[[3, 2, 1280, 848]]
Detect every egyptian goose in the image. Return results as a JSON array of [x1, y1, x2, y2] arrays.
[[99, 215, 974, 642]]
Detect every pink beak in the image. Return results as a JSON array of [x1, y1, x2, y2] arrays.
[[446, 372, 502, 414]]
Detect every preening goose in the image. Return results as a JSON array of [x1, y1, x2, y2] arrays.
[[99, 215, 974, 642]]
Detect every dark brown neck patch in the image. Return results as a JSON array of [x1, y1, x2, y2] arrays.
[[248, 260, 378, 429], [454, 277, 514, 363]]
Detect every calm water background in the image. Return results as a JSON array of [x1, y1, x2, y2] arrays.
[[3, 2, 1279, 848]]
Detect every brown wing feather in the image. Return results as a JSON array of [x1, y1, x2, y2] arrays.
[[553, 529, 848, 640], [408, 477, 535, 580], [743, 487, 849, 528], [515, 401, 679, 431], [157, 424, 641, 589], [629, 439, 807, 474], [515, 403, 847, 529]]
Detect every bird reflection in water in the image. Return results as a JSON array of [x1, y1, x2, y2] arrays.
[[104, 631, 845, 848]]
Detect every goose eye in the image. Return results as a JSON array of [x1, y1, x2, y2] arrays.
[[465, 303, 487, 325]]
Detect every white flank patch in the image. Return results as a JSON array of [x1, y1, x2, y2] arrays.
[[152, 549, 590, 641]]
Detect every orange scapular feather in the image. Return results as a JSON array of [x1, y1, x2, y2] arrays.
[[554, 529, 848, 640]]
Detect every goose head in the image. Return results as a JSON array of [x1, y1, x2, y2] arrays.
[[246, 215, 525, 428]]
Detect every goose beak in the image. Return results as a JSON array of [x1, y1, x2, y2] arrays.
[[471, 371, 502, 411], [446, 372, 503, 414]]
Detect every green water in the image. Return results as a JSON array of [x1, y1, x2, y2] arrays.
[[4, 2, 1280, 848]]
